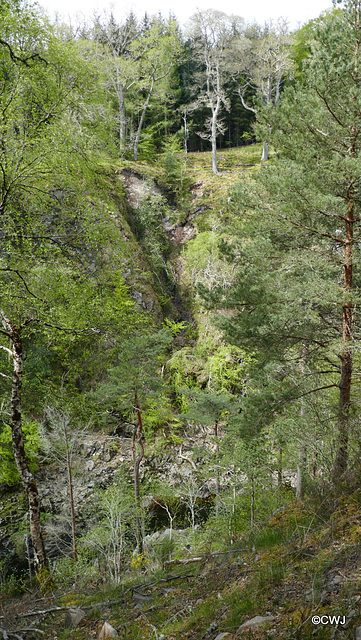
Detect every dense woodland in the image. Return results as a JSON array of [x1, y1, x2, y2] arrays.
[[3, 1, 361, 638]]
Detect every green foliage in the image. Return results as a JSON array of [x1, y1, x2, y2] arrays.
[[89, 328, 173, 431], [142, 395, 181, 437], [185, 229, 235, 293], [163, 318, 186, 336], [135, 193, 172, 279], [199, 2, 361, 473], [180, 388, 238, 428], [53, 553, 98, 589], [0, 570, 26, 598], [137, 127, 157, 160], [157, 535, 176, 564], [167, 311, 250, 414], [0, 420, 40, 485], [160, 134, 189, 196]]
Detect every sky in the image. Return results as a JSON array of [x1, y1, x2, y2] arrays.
[[37, 0, 334, 30]]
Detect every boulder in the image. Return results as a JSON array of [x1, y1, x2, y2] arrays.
[[99, 621, 118, 638], [238, 615, 276, 632], [214, 633, 233, 640], [63, 607, 86, 628]]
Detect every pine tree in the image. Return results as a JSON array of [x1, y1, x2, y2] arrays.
[[207, 0, 361, 482]]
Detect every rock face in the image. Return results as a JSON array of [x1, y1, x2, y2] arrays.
[[0, 425, 230, 565], [121, 169, 162, 209], [37, 428, 222, 520]]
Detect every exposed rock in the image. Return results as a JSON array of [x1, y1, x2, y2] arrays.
[[121, 169, 162, 209], [132, 592, 153, 604], [63, 607, 86, 628], [173, 222, 195, 244], [238, 615, 276, 631], [133, 290, 143, 305], [214, 634, 233, 640], [132, 290, 155, 310], [99, 621, 118, 638], [356, 626, 361, 640], [144, 527, 188, 546]]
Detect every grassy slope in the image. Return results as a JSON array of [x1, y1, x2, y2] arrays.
[[3, 489, 361, 639]]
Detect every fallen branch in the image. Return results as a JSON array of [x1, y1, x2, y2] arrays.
[[1, 632, 24, 640], [163, 547, 247, 569], [0, 599, 125, 621], [0, 574, 199, 624], [164, 604, 193, 628], [163, 557, 203, 568]]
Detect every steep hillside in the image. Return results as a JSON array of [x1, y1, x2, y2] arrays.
[[5, 144, 360, 640]]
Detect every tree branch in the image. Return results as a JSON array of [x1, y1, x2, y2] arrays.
[[0, 39, 48, 67]]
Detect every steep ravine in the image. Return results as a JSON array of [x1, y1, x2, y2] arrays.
[[120, 167, 199, 324]]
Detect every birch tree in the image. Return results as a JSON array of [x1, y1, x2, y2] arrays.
[[187, 10, 239, 173], [92, 12, 139, 153], [234, 20, 294, 161]]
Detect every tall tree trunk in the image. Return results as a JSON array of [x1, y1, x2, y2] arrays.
[[333, 167, 355, 480], [118, 84, 126, 154], [332, 20, 359, 480], [296, 345, 308, 499], [8, 324, 48, 572], [261, 141, 269, 162], [133, 76, 155, 162], [65, 442, 77, 562], [132, 390, 144, 554], [211, 109, 218, 174]]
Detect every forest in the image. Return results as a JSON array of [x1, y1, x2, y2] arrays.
[[2, 0, 361, 639]]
